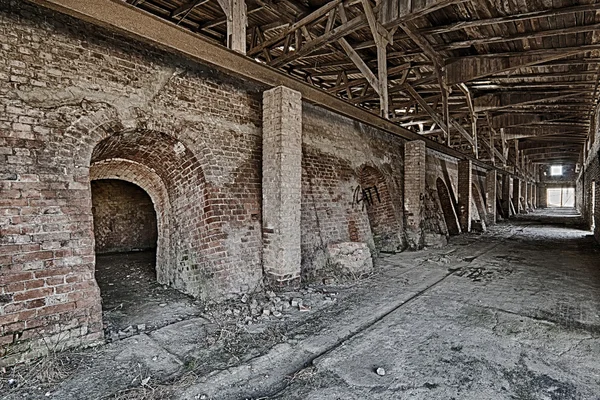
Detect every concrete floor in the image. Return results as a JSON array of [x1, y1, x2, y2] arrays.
[[265, 208, 600, 400], [3, 209, 600, 400], [95, 251, 202, 337]]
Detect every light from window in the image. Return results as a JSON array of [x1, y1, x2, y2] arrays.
[[550, 165, 563, 176]]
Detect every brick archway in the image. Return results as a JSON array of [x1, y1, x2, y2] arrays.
[[357, 165, 402, 252], [436, 178, 461, 235], [89, 158, 173, 285], [89, 129, 219, 296]]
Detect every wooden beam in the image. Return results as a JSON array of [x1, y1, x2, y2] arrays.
[[360, 0, 391, 118], [171, 0, 209, 19], [269, 15, 367, 67], [338, 38, 380, 95], [404, 84, 475, 147], [446, 51, 584, 85], [247, 0, 344, 56], [423, 3, 600, 36], [474, 92, 583, 113], [441, 22, 600, 51], [216, 0, 247, 53], [230, 0, 247, 53]]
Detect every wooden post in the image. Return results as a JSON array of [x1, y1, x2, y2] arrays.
[[218, 0, 247, 54]]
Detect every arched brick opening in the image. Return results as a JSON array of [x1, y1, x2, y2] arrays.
[[91, 179, 158, 254], [90, 158, 173, 284], [436, 178, 460, 235], [89, 129, 219, 297], [357, 166, 402, 253]]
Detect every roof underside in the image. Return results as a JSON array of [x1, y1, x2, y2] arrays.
[[125, 0, 600, 169]]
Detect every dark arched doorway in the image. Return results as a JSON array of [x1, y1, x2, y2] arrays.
[[436, 178, 460, 235], [89, 130, 209, 334]]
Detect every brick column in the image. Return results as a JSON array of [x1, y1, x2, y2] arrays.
[[458, 160, 472, 233], [502, 174, 511, 217], [533, 183, 537, 208], [485, 170, 497, 225], [404, 140, 426, 249], [262, 86, 302, 287], [513, 177, 521, 214]]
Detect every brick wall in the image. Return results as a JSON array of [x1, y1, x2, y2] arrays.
[[91, 179, 157, 254], [300, 105, 407, 276], [578, 107, 600, 240], [0, 0, 263, 365]]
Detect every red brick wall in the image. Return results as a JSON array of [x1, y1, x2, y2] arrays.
[[0, 0, 263, 365], [91, 180, 157, 254], [301, 105, 407, 277]]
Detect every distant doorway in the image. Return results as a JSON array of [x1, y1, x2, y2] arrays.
[[547, 188, 575, 208]]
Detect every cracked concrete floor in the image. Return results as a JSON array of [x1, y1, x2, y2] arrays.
[[266, 208, 600, 400]]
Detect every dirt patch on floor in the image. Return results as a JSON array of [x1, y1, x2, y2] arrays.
[[96, 251, 203, 339]]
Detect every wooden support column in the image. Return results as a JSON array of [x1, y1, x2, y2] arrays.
[[218, 0, 247, 53], [458, 160, 473, 233], [502, 174, 512, 218], [360, 0, 390, 118], [486, 170, 497, 225], [442, 85, 450, 146], [377, 41, 388, 118], [513, 177, 521, 214]]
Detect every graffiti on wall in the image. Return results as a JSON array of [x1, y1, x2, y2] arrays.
[[353, 185, 381, 210]]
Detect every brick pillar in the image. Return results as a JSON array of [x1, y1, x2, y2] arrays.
[[502, 174, 511, 217], [262, 86, 302, 287], [528, 182, 533, 210], [533, 183, 537, 208], [485, 170, 497, 225], [513, 177, 521, 214], [404, 140, 426, 249], [458, 160, 472, 233]]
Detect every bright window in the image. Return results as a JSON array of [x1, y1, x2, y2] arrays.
[[550, 165, 563, 176]]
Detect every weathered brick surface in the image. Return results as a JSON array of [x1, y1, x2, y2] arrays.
[[0, 0, 263, 364], [262, 87, 302, 287], [357, 166, 403, 253], [404, 141, 426, 249], [300, 105, 406, 276], [578, 108, 600, 240], [91, 180, 157, 254], [424, 149, 460, 240]]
